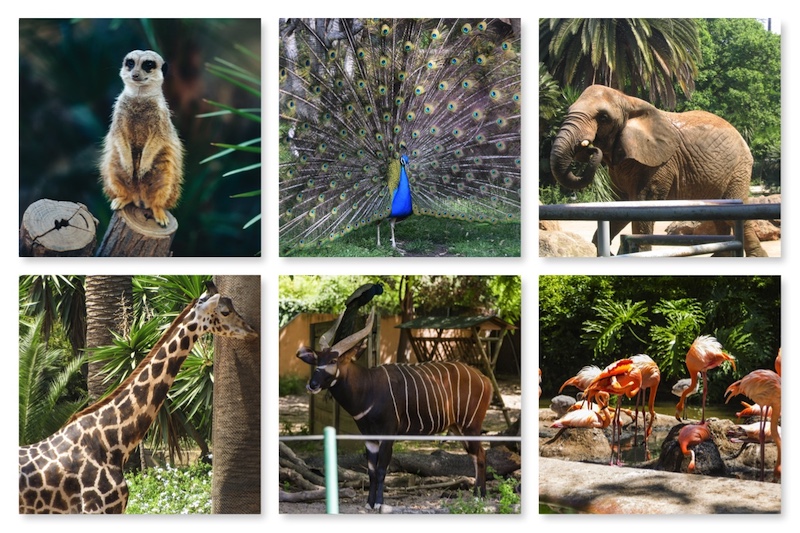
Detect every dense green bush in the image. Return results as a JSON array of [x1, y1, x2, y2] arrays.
[[125, 462, 212, 514]]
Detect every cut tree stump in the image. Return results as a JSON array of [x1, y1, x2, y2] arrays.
[[96, 204, 177, 257], [19, 199, 98, 257]]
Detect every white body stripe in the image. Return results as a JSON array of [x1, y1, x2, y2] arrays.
[[368, 361, 489, 435]]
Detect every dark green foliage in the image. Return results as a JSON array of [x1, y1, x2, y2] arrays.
[[199, 45, 262, 242], [19, 314, 87, 445], [278, 375, 308, 397], [648, 299, 705, 378], [18, 276, 88, 445], [280, 275, 521, 326], [19, 275, 86, 354], [540, 18, 701, 109], [539, 276, 780, 403], [680, 19, 781, 184]]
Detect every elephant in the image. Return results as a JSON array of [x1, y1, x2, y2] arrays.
[[550, 84, 767, 257]]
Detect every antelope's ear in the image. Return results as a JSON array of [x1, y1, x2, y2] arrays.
[[349, 344, 368, 363], [297, 346, 318, 365]]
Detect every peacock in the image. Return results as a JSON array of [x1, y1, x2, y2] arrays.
[[279, 18, 521, 255]]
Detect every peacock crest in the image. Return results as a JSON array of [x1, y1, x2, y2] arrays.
[[279, 18, 521, 255]]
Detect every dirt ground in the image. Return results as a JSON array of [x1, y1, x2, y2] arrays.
[[278, 376, 521, 514]]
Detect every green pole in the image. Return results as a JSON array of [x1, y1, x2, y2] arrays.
[[324, 426, 339, 514]]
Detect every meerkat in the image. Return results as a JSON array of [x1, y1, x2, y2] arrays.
[[100, 50, 184, 227]]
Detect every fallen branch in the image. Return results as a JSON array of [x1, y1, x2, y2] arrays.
[[279, 487, 357, 502]]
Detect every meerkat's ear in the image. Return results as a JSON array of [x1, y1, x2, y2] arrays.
[[162, 61, 169, 76]]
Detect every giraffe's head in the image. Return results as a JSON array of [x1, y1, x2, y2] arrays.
[[195, 281, 259, 339]]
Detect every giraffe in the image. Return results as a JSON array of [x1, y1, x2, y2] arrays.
[[18, 281, 258, 514]]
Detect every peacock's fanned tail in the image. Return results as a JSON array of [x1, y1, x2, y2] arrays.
[[279, 18, 521, 252]]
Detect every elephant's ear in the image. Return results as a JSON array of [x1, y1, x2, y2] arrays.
[[616, 102, 680, 167]]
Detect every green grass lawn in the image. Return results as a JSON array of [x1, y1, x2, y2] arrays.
[[281, 217, 521, 257]]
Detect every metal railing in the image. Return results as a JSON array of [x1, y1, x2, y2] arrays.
[[539, 199, 780, 257], [279, 429, 522, 514]]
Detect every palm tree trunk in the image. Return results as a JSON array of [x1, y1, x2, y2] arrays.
[[211, 275, 261, 513], [84, 276, 133, 401]]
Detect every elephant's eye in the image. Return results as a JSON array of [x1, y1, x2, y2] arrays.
[[597, 111, 610, 123]]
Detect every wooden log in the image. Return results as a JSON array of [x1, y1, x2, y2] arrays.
[[19, 199, 97, 257], [96, 204, 177, 257], [279, 487, 357, 502]]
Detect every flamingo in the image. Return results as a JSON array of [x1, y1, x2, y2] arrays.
[[727, 421, 780, 444], [775, 348, 781, 376], [551, 406, 612, 429], [582, 358, 642, 465], [630, 354, 661, 451], [559, 365, 601, 395], [735, 401, 772, 420], [672, 373, 701, 419], [725, 369, 781, 482], [678, 421, 712, 472], [569, 391, 611, 412], [675, 335, 736, 423], [546, 395, 613, 444], [726, 421, 780, 461]]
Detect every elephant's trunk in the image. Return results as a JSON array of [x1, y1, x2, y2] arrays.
[[550, 121, 603, 190]]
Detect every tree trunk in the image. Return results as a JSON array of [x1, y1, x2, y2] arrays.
[[19, 199, 98, 256], [396, 276, 413, 364], [95, 204, 177, 257], [83, 276, 133, 401], [211, 275, 261, 514]]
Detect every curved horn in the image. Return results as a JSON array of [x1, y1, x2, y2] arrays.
[[329, 307, 375, 355], [319, 310, 345, 350]]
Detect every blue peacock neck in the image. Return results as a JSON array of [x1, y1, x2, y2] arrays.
[[389, 155, 413, 218]]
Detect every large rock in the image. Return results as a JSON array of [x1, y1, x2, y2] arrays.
[[656, 423, 727, 476], [540, 457, 781, 514], [549, 395, 576, 417], [539, 231, 595, 257], [540, 219, 561, 231]]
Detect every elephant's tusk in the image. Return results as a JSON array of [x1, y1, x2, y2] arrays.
[[580, 140, 592, 147]]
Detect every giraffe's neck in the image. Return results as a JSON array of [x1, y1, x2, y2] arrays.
[[67, 301, 206, 465]]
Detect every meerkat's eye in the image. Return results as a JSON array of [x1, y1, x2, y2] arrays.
[[142, 60, 157, 72], [125, 58, 135, 69]]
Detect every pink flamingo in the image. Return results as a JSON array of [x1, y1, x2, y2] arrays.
[[675, 335, 736, 422], [678, 421, 712, 472], [725, 368, 781, 482], [630, 354, 661, 451], [583, 359, 642, 465]]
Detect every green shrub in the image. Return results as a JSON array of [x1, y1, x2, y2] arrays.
[[279, 374, 307, 396], [445, 470, 521, 514], [124, 462, 212, 514]]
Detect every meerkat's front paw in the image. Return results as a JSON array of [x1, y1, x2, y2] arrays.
[[151, 207, 169, 227], [110, 198, 130, 211]]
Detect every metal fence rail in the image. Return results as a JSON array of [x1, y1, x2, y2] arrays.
[[279, 429, 522, 514], [539, 199, 781, 257]]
